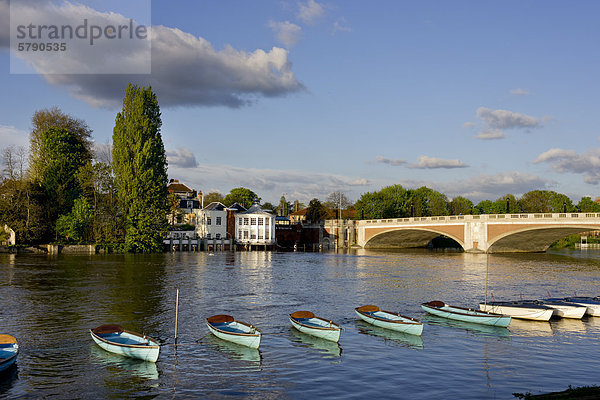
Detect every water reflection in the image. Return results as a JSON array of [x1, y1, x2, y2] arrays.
[[422, 314, 511, 339], [202, 334, 262, 365], [90, 345, 159, 381], [354, 320, 424, 349], [508, 319, 553, 336], [288, 328, 342, 358]]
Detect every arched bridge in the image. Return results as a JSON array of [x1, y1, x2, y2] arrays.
[[354, 213, 600, 253]]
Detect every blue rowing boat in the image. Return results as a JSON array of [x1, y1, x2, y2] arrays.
[[421, 301, 511, 327], [0, 335, 18, 373]]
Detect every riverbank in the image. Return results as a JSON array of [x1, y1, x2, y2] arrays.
[[514, 385, 600, 399]]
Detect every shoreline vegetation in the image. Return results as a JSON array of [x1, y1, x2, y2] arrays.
[[514, 385, 600, 399], [2, 83, 600, 253]]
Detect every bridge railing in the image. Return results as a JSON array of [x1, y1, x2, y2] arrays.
[[357, 213, 600, 225]]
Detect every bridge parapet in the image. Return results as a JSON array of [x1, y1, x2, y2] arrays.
[[357, 213, 600, 226]]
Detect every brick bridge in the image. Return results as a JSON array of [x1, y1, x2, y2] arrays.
[[325, 213, 600, 253]]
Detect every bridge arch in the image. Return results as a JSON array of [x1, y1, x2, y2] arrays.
[[487, 225, 593, 253], [364, 227, 465, 250]]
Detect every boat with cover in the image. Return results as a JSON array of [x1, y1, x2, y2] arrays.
[[421, 301, 511, 327], [537, 299, 587, 319], [0, 335, 18, 373], [551, 297, 600, 317], [354, 305, 423, 336], [289, 311, 341, 342], [206, 314, 261, 349], [479, 301, 554, 321], [90, 324, 160, 362]]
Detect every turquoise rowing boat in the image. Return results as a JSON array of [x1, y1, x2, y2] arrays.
[[421, 301, 511, 327]]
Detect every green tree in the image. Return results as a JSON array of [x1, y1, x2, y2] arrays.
[[222, 187, 260, 208], [448, 196, 474, 215], [277, 195, 291, 216], [518, 190, 574, 213], [56, 196, 93, 243], [261, 202, 276, 212], [355, 184, 409, 219], [407, 186, 449, 217], [203, 191, 224, 206], [577, 197, 600, 212], [29, 107, 92, 182], [305, 198, 327, 223], [112, 84, 168, 253]]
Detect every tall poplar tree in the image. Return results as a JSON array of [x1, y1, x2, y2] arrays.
[[112, 84, 168, 252]]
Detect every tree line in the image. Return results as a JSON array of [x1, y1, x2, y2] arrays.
[[0, 84, 168, 252]]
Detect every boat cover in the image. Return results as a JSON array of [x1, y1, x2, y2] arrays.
[[92, 324, 124, 335], [207, 315, 235, 323], [290, 311, 315, 319], [0, 335, 17, 345], [357, 305, 380, 312]]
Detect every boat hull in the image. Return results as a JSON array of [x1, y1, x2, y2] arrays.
[[479, 303, 554, 321], [289, 317, 341, 342], [540, 302, 587, 319], [354, 309, 423, 336], [562, 297, 600, 316], [0, 344, 18, 373], [207, 321, 261, 349], [421, 302, 511, 327], [90, 330, 160, 362]]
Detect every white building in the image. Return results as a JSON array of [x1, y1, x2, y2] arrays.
[[235, 204, 276, 245], [196, 202, 229, 240]]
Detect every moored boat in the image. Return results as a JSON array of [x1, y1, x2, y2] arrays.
[[479, 301, 554, 321], [0, 335, 18, 373], [354, 305, 423, 336], [421, 301, 511, 327], [206, 314, 261, 349], [90, 324, 160, 363], [289, 311, 341, 342], [538, 299, 587, 319], [558, 297, 600, 317]]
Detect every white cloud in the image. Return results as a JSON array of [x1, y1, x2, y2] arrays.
[[463, 121, 476, 128], [376, 155, 406, 166], [332, 18, 352, 34], [510, 88, 531, 96], [476, 129, 505, 140], [167, 148, 198, 168], [0, 125, 29, 148], [408, 156, 469, 169], [268, 20, 302, 48], [298, 0, 324, 24], [477, 107, 539, 130], [4, 2, 303, 108], [533, 148, 600, 184], [473, 107, 541, 140], [168, 162, 370, 203]]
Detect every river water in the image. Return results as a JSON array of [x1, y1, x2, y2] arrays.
[[1, 249, 599, 399]]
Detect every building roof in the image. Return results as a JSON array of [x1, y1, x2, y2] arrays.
[[239, 204, 274, 215], [168, 179, 193, 193], [228, 202, 247, 212], [203, 202, 226, 211]]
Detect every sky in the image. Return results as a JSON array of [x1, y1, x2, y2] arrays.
[[1, 0, 600, 205]]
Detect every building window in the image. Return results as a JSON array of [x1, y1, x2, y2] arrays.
[[207, 217, 211, 225], [239, 218, 243, 225], [216, 217, 222, 225], [187, 200, 193, 209], [265, 227, 270, 239], [243, 231, 249, 239], [258, 218, 264, 225], [250, 234, 256, 240], [251, 218, 257, 225], [238, 231, 242, 240], [244, 218, 249, 225], [258, 233, 263, 240], [216, 233, 221, 239], [207, 233, 211, 239]]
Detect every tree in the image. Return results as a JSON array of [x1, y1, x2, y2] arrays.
[[56, 196, 93, 243], [222, 187, 260, 208], [112, 84, 168, 253], [203, 191, 224, 206], [292, 200, 305, 213], [305, 198, 327, 223], [277, 195, 291, 216], [323, 191, 352, 212], [518, 190, 574, 213], [448, 196, 474, 215], [407, 186, 448, 217], [29, 107, 92, 182], [355, 185, 408, 219], [261, 202, 276, 212], [577, 197, 600, 212]]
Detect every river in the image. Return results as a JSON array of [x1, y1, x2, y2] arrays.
[[1, 249, 599, 399]]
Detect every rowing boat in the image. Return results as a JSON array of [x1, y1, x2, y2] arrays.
[[422, 301, 511, 327], [479, 301, 554, 321], [90, 324, 160, 362], [354, 305, 423, 336], [554, 297, 600, 316], [206, 314, 261, 349], [289, 311, 341, 342], [537, 299, 587, 319], [0, 335, 18, 373]]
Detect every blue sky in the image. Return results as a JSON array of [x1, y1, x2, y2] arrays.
[[1, 0, 600, 204]]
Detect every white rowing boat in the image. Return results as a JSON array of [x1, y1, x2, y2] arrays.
[[206, 314, 261, 349], [90, 324, 160, 362], [479, 301, 554, 321], [354, 305, 423, 336], [289, 311, 341, 342], [422, 301, 511, 327]]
